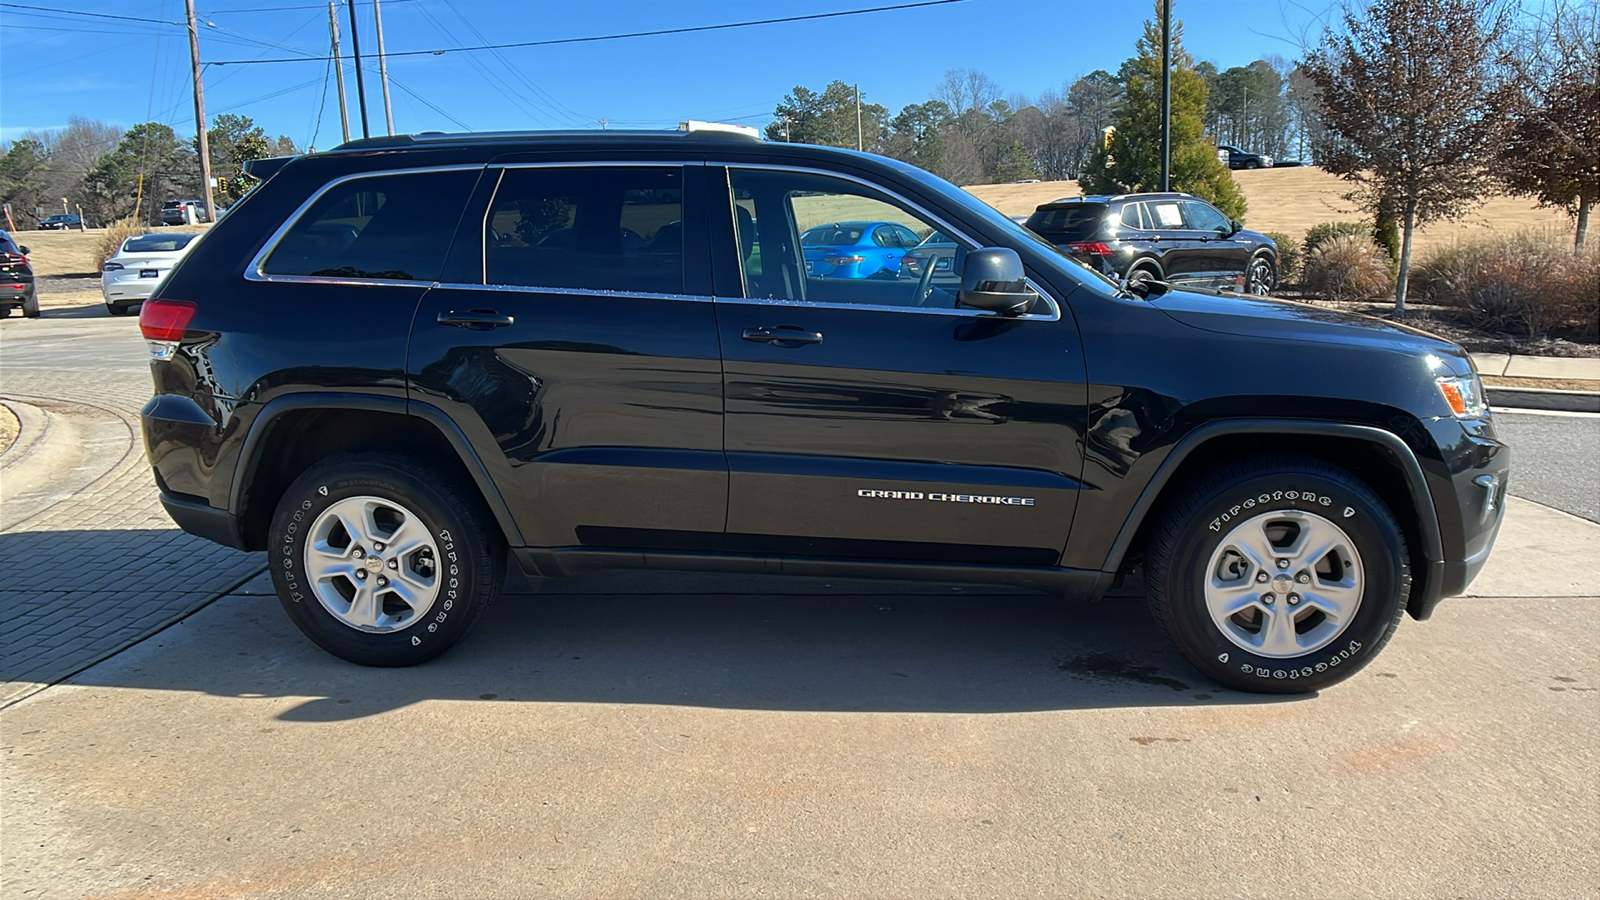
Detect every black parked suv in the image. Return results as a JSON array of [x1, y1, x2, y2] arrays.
[[0, 231, 40, 318], [138, 128, 1509, 693], [1025, 193, 1280, 295]]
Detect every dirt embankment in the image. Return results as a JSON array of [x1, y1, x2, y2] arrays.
[[964, 167, 1573, 251]]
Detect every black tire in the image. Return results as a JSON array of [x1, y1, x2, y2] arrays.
[[0, 306, 11, 318], [106, 303, 134, 316], [1243, 159, 1261, 169], [1247, 254, 1277, 296], [1146, 454, 1409, 694], [1125, 264, 1161, 288], [22, 291, 40, 318], [268, 452, 504, 666]]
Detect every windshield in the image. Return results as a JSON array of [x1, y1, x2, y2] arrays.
[[123, 233, 198, 253]]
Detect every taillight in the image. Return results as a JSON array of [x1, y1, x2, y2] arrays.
[[2, 251, 26, 265], [1067, 242, 1114, 256], [821, 255, 866, 266], [140, 299, 196, 359], [103, 262, 124, 272]]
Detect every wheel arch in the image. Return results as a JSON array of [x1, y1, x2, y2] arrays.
[[230, 393, 524, 551], [1103, 419, 1444, 619]]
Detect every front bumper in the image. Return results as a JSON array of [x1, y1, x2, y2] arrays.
[[1408, 417, 1511, 619]]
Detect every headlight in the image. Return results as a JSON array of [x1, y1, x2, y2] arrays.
[[1436, 373, 1488, 418]]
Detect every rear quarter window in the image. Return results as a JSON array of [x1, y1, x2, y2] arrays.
[[260, 168, 478, 281]]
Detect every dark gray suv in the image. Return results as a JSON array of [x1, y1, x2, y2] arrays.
[[1025, 193, 1279, 295]]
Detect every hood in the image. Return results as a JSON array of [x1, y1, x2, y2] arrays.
[[1150, 288, 1471, 367]]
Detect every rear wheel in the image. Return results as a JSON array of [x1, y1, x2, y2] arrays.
[[106, 303, 134, 316], [268, 452, 504, 666], [22, 291, 40, 318], [1146, 455, 1409, 693], [1243, 159, 1261, 169]]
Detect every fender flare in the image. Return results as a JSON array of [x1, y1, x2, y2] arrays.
[[1101, 418, 1444, 573], [230, 392, 525, 546]]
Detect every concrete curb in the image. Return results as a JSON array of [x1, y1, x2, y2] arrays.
[[1487, 386, 1600, 414]]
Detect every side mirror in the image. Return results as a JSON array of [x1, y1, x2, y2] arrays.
[[958, 247, 1038, 315], [18, 245, 29, 255], [1228, 220, 1243, 236]]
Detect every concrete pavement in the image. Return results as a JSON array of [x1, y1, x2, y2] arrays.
[[2, 501, 1595, 899]]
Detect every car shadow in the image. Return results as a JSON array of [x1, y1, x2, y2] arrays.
[[50, 563, 1307, 720]]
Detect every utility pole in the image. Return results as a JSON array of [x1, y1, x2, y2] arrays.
[[1159, 0, 1171, 192], [329, 2, 351, 143], [328, 2, 350, 141], [373, 0, 395, 135], [185, 0, 217, 224], [346, 0, 370, 139], [855, 84, 863, 151]]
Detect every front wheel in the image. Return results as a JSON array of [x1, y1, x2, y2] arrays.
[[1145, 455, 1409, 693], [268, 452, 504, 666], [1247, 254, 1277, 296]]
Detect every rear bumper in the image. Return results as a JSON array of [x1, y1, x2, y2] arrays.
[[160, 491, 247, 550]]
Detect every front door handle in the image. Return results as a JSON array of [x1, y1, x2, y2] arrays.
[[742, 325, 823, 346], [437, 309, 515, 329]]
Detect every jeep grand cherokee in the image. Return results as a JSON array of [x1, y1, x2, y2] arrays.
[[137, 127, 1509, 693]]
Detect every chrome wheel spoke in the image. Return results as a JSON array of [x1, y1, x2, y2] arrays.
[[1207, 580, 1260, 619], [1306, 578, 1360, 621], [1226, 520, 1277, 572], [344, 583, 380, 628], [1260, 606, 1302, 656], [386, 514, 432, 558]]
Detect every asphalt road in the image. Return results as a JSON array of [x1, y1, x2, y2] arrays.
[[1494, 410, 1600, 523]]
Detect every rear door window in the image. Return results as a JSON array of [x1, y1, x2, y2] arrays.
[[261, 169, 478, 282], [485, 166, 684, 295]]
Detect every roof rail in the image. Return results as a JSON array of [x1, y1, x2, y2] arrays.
[[330, 126, 762, 153]]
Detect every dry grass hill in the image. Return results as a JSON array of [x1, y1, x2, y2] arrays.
[[966, 166, 1573, 252]]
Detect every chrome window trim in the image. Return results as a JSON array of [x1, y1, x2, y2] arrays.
[[244, 164, 485, 286], [723, 163, 1061, 322], [434, 281, 715, 304], [480, 160, 695, 292]]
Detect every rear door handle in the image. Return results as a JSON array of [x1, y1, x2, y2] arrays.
[[437, 309, 514, 329], [742, 325, 823, 346]]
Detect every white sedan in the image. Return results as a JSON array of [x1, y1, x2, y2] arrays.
[[102, 232, 200, 315]]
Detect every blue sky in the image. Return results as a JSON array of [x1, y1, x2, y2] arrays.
[[1, 0, 1337, 149]]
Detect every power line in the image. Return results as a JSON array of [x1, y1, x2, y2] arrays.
[[211, 0, 969, 65], [203, 0, 418, 13], [0, 2, 183, 25]]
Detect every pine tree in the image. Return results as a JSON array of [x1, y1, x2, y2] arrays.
[[1080, 4, 1246, 221]]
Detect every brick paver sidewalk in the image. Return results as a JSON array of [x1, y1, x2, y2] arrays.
[[1, 367, 264, 707]]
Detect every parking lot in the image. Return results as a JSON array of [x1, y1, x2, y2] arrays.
[[3, 312, 1597, 898]]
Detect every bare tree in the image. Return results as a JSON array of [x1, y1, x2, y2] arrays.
[[1300, 0, 1506, 313], [1492, 0, 1599, 251]]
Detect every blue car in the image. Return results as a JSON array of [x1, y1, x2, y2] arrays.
[[800, 220, 924, 279]]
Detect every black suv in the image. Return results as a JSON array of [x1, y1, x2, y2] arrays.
[[0, 231, 40, 318], [138, 129, 1509, 693], [1025, 193, 1280, 295], [1217, 145, 1273, 169]]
